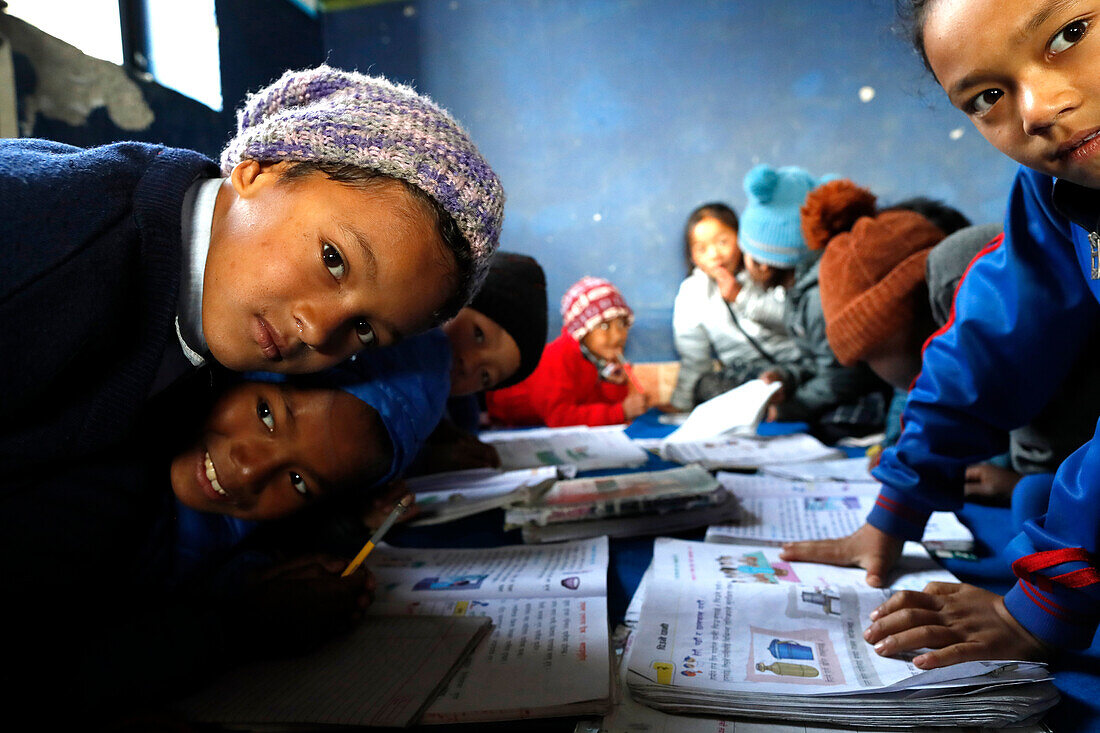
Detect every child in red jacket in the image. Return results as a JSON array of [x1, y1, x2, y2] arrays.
[[487, 277, 647, 427]]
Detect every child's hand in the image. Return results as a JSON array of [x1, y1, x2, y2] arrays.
[[622, 392, 647, 421], [240, 554, 376, 653], [759, 369, 788, 421], [863, 582, 1048, 669], [706, 264, 742, 303], [780, 523, 904, 587], [964, 463, 1021, 504], [362, 481, 421, 531]]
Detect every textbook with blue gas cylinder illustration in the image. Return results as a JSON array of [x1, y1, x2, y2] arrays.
[[621, 538, 1056, 728]]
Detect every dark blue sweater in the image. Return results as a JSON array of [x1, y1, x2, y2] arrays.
[[0, 139, 218, 479]]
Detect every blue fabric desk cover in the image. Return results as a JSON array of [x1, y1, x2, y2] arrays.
[[389, 411, 1098, 732]]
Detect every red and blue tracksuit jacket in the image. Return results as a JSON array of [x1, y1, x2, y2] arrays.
[[869, 165, 1100, 649]]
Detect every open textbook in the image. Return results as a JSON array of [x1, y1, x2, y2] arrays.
[[503, 465, 741, 544], [577, 618, 1051, 733], [662, 432, 842, 469], [662, 379, 781, 445], [177, 615, 491, 728], [623, 538, 1056, 728], [366, 537, 612, 723], [705, 473, 974, 551], [481, 425, 648, 472], [406, 466, 564, 526]]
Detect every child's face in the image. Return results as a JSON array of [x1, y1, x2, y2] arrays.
[[582, 316, 630, 364], [442, 307, 521, 396], [742, 253, 785, 289], [924, 0, 1100, 188], [203, 162, 456, 373], [169, 382, 386, 521], [861, 323, 925, 390], [690, 217, 741, 276]]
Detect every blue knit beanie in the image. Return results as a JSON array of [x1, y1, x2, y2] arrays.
[[248, 329, 451, 489], [739, 164, 827, 269]]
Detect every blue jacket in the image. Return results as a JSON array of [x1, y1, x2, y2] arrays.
[[0, 139, 218, 479], [870, 166, 1100, 648]]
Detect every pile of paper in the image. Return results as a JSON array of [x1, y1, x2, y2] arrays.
[[662, 432, 842, 469], [481, 425, 648, 471], [406, 465, 564, 525], [705, 472, 975, 552], [502, 464, 741, 543], [624, 538, 1057, 728]]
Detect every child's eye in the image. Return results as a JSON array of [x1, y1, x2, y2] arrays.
[[355, 319, 376, 346], [474, 325, 485, 344], [969, 88, 1003, 115], [256, 398, 275, 430], [322, 243, 346, 279], [289, 471, 310, 497], [1050, 19, 1089, 55]]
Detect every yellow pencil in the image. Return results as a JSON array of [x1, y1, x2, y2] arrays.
[[341, 493, 414, 577]]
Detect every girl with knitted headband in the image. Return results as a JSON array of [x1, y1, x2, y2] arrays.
[[783, 0, 1100, 671], [0, 64, 504, 480], [487, 276, 647, 427], [1, 334, 451, 715]]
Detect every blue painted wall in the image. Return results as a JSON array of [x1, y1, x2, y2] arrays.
[[325, 0, 1019, 362]]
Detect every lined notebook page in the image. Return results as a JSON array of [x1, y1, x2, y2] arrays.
[[179, 614, 491, 728]]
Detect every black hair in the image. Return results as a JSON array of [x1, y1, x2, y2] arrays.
[[278, 161, 474, 325], [682, 202, 740, 276], [895, 0, 936, 73], [883, 196, 971, 236]]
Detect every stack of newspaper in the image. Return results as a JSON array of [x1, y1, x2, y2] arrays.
[[624, 538, 1057, 728], [503, 464, 741, 543]]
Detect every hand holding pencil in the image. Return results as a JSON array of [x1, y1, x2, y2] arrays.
[[343, 493, 414, 577]]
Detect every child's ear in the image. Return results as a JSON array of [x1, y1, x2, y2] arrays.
[[229, 160, 284, 198]]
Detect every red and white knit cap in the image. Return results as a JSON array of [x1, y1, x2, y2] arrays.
[[560, 276, 633, 341]]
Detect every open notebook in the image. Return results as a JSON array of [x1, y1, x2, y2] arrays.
[[177, 614, 491, 728]]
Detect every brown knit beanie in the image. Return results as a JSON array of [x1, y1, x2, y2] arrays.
[[803, 179, 946, 366]]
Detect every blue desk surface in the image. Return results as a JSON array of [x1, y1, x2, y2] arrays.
[[389, 411, 1099, 732]]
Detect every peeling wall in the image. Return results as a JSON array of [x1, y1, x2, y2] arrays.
[[2, 11, 225, 157]]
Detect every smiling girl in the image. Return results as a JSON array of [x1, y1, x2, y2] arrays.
[[0, 329, 450, 716], [782, 0, 1100, 668]]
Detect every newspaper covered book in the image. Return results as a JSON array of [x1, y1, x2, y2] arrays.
[[623, 538, 1055, 727]]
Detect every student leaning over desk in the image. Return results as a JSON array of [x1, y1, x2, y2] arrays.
[[783, 0, 1100, 669], [0, 64, 504, 482], [0, 331, 449, 718]]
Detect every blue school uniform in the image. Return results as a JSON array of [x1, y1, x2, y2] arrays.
[[870, 166, 1100, 648], [0, 139, 218, 478]]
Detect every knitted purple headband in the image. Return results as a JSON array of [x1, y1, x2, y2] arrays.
[[220, 65, 505, 299]]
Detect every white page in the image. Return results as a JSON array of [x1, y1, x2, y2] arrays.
[[664, 433, 841, 468], [705, 494, 973, 549], [368, 537, 608, 601], [716, 472, 881, 498], [662, 379, 781, 444], [627, 539, 982, 697], [367, 538, 611, 723], [761, 456, 875, 482], [481, 426, 648, 471]]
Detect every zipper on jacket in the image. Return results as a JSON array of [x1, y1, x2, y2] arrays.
[[1091, 231, 1100, 279]]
